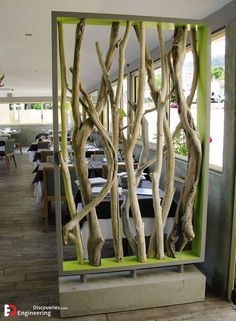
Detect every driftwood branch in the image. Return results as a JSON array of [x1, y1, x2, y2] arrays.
[[69, 22, 120, 266], [94, 21, 131, 262], [58, 21, 84, 263], [123, 22, 146, 262], [63, 83, 117, 240], [166, 26, 202, 257]]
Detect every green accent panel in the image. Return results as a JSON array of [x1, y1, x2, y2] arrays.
[[192, 25, 210, 255], [57, 17, 201, 30], [57, 17, 126, 26], [63, 251, 200, 272]]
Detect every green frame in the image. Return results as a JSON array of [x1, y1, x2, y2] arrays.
[[51, 11, 210, 277]]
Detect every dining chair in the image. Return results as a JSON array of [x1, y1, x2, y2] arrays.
[[40, 150, 53, 162], [42, 166, 77, 232], [11, 132, 22, 154], [0, 139, 17, 170], [38, 141, 50, 149]]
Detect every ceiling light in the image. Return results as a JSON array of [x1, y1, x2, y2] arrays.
[[25, 33, 32, 37]]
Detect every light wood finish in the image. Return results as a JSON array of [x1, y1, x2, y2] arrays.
[[43, 167, 66, 232], [38, 140, 50, 149], [42, 164, 77, 232], [40, 149, 53, 162], [0, 150, 235, 320]]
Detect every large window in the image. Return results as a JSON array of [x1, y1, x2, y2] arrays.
[[169, 49, 197, 133], [169, 31, 225, 169], [0, 102, 54, 125], [209, 32, 225, 169]]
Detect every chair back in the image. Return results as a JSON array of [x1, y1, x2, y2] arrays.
[[43, 166, 77, 197], [5, 139, 15, 155], [38, 141, 50, 149], [10, 132, 21, 144], [41, 150, 53, 162]]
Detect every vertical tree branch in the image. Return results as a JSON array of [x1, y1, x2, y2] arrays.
[[70, 22, 120, 266], [123, 22, 146, 262], [95, 22, 132, 262], [58, 21, 84, 263], [166, 26, 202, 257]]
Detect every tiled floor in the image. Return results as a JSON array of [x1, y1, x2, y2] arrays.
[[0, 150, 236, 320]]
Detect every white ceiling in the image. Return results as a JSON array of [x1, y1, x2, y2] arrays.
[[0, 0, 232, 98]]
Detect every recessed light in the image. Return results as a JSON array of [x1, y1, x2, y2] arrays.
[[25, 33, 32, 37]]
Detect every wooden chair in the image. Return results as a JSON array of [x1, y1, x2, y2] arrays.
[[0, 139, 17, 170], [38, 141, 50, 149], [42, 166, 77, 231], [40, 150, 53, 162], [11, 132, 22, 154]]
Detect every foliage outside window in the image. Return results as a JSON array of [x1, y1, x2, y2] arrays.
[[173, 129, 188, 156]]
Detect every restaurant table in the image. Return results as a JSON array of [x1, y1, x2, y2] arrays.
[[75, 180, 177, 221], [0, 140, 5, 152], [32, 160, 104, 184], [27, 140, 51, 152], [32, 161, 102, 205], [27, 142, 38, 152], [0, 133, 11, 139], [32, 148, 53, 162], [27, 140, 51, 163], [75, 180, 176, 258]]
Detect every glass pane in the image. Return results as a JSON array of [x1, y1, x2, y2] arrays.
[[43, 109, 53, 124], [209, 33, 225, 168], [0, 104, 12, 124], [19, 109, 42, 124], [170, 50, 196, 133]]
